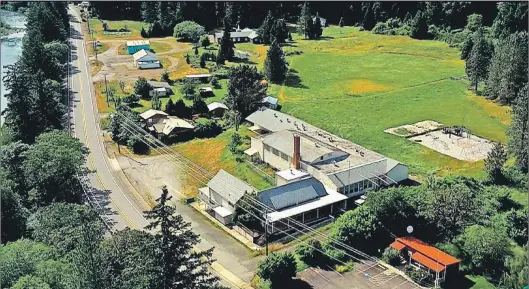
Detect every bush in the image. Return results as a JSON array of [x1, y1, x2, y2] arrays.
[[193, 118, 222, 138], [381, 247, 401, 266], [403, 265, 430, 282], [228, 132, 243, 155], [295, 239, 326, 266], [200, 34, 211, 48], [251, 275, 272, 289], [257, 252, 297, 288], [173, 21, 205, 42], [160, 70, 171, 83], [122, 94, 140, 105], [179, 80, 197, 100], [210, 76, 220, 88], [335, 260, 355, 273], [127, 135, 149, 154], [372, 19, 410, 36]]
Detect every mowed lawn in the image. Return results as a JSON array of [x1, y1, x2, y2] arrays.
[[87, 18, 149, 40], [236, 26, 510, 178], [172, 126, 275, 197]]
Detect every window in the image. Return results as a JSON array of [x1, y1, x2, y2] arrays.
[[280, 152, 289, 161], [264, 144, 271, 151], [272, 148, 280, 156]]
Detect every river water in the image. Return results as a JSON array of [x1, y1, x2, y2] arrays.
[[1, 9, 26, 123]]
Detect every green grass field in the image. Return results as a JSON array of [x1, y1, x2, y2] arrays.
[[88, 18, 148, 40], [235, 26, 511, 178]]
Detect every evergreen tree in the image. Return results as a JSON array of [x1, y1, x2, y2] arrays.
[[218, 18, 235, 62], [263, 40, 289, 83], [165, 98, 175, 115], [465, 29, 492, 91], [259, 10, 275, 45], [151, 93, 162, 110], [72, 213, 105, 289], [460, 34, 474, 60], [192, 98, 209, 115], [25, 2, 67, 43], [271, 19, 288, 44], [297, 2, 314, 39], [140, 26, 148, 38], [362, 2, 376, 31], [508, 84, 528, 172], [485, 142, 507, 184], [492, 2, 528, 39], [144, 187, 221, 289], [485, 32, 528, 104], [141, 1, 158, 23], [313, 12, 323, 39], [134, 77, 152, 99], [0, 173, 28, 243], [410, 10, 429, 39]]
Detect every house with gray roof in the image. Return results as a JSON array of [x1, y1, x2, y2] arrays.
[[257, 177, 347, 234], [214, 27, 260, 44], [245, 108, 408, 206], [198, 169, 256, 225]]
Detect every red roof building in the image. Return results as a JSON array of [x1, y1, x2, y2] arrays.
[[390, 236, 460, 287]]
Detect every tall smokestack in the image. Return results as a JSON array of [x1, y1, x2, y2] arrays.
[[292, 135, 300, 169]]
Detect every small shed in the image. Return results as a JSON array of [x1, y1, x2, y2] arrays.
[[185, 74, 212, 83], [126, 40, 150, 54], [235, 50, 250, 60], [149, 87, 167, 97], [207, 102, 228, 117], [133, 49, 160, 69], [261, 96, 279, 110], [313, 16, 327, 27], [199, 87, 214, 97]]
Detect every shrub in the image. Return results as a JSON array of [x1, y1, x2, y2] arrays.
[[257, 252, 297, 288], [403, 265, 429, 282], [228, 132, 243, 155], [295, 239, 325, 266], [179, 80, 197, 100], [194, 118, 222, 138], [173, 21, 205, 42], [127, 135, 149, 154], [122, 94, 140, 105], [210, 76, 220, 88], [335, 261, 355, 273], [251, 275, 272, 289], [160, 70, 171, 83], [372, 19, 410, 36], [200, 34, 211, 48], [140, 26, 148, 38], [381, 247, 401, 266]]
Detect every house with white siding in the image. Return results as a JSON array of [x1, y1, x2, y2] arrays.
[[198, 170, 256, 225], [245, 108, 408, 207]]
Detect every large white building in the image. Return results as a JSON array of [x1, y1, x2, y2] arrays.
[[245, 108, 408, 203]]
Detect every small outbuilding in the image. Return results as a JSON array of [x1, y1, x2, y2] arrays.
[[199, 87, 214, 97], [235, 50, 250, 60], [133, 49, 160, 69], [207, 102, 228, 117], [149, 87, 167, 97], [261, 96, 279, 110], [185, 74, 212, 83], [126, 40, 150, 54]]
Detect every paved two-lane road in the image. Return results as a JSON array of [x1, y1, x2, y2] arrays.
[[69, 7, 148, 232]]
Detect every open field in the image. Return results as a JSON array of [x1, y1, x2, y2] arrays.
[[88, 18, 148, 40], [172, 126, 275, 197], [234, 26, 510, 177]]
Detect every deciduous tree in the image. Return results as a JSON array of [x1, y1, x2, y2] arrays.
[[465, 28, 492, 91], [134, 77, 152, 99], [257, 252, 297, 287]]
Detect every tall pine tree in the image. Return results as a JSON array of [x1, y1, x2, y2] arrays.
[[263, 40, 289, 83], [465, 29, 492, 91], [313, 12, 323, 39], [144, 187, 221, 289], [508, 84, 528, 172], [259, 10, 275, 45], [297, 2, 314, 39], [217, 17, 235, 63]]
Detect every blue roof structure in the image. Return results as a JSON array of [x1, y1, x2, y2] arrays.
[[257, 178, 328, 211], [262, 96, 278, 105]]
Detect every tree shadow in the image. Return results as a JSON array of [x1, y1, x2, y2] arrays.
[[314, 36, 334, 41], [284, 279, 312, 289], [281, 42, 298, 48], [445, 275, 476, 289], [128, 103, 144, 109], [284, 69, 308, 89], [230, 58, 258, 65]]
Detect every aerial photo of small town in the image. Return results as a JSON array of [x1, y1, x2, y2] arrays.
[[0, 1, 527, 289]]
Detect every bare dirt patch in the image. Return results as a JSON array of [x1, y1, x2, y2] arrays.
[[410, 130, 494, 161], [384, 120, 443, 137], [350, 79, 389, 94]]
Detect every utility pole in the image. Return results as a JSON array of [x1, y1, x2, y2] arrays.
[[264, 208, 269, 256], [103, 74, 110, 108]]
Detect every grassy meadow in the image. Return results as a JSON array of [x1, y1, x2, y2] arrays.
[[235, 26, 511, 178]]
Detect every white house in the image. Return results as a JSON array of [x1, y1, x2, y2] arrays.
[[152, 116, 194, 136], [245, 108, 408, 206], [198, 170, 256, 225], [133, 49, 160, 69]]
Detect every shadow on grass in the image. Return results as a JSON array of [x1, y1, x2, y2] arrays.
[[284, 69, 308, 89], [231, 58, 258, 65], [128, 102, 144, 109], [445, 275, 476, 289]]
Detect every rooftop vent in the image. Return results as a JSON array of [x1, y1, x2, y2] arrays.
[[274, 113, 277, 117], [333, 160, 338, 167]]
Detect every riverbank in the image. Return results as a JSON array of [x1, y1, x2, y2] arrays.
[[0, 21, 23, 37]]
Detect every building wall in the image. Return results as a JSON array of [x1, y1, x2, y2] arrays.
[[137, 61, 160, 69], [210, 189, 235, 212], [128, 44, 150, 54], [263, 148, 291, 170], [250, 136, 264, 158], [387, 164, 409, 183]]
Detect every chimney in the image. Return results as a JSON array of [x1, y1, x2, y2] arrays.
[[292, 135, 300, 169]]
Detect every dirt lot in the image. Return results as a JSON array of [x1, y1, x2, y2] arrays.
[[384, 121, 443, 137], [88, 38, 191, 83], [410, 130, 494, 161], [298, 262, 424, 289]]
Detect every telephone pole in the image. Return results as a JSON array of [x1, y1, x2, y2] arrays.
[[103, 73, 110, 108], [264, 208, 269, 256]]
